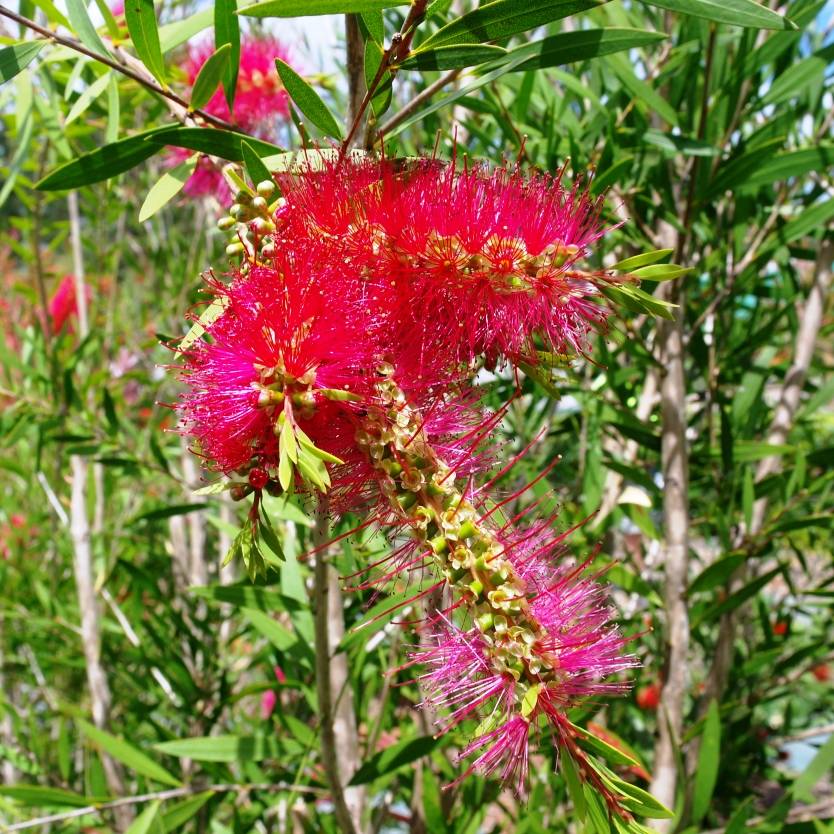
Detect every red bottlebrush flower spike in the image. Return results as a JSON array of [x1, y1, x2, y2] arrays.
[[177, 248, 374, 475], [277, 155, 614, 381]]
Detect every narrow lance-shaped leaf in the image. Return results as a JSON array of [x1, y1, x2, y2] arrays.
[[241, 140, 275, 187], [418, 0, 608, 50], [692, 700, 722, 822], [190, 43, 232, 111], [78, 720, 181, 787], [66, 0, 111, 57], [643, 0, 796, 30], [125, 0, 167, 85], [242, 0, 409, 18], [36, 125, 176, 191], [397, 44, 508, 71], [274, 58, 343, 139], [0, 42, 45, 84], [138, 155, 198, 222], [494, 29, 668, 72], [215, 0, 240, 109]]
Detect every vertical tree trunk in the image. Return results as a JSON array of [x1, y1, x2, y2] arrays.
[[650, 277, 690, 828], [313, 502, 366, 834], [67, 192, 132, 830]]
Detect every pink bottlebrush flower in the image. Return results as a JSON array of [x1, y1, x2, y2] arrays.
[[109, 0, 124, 17], [455, 716, 531, 789], [177, 247, 375, 474], [184, 35, 294, 134]]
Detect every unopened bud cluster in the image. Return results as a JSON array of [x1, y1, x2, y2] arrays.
[[218, 180, 283, 261]]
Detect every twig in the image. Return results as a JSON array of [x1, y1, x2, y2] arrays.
[[0, 7, 235, 132], [2, 783, 325, 831], [340, 0, 429, 153]]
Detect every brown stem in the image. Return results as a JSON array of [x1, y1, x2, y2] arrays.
[[345, 15, 368, 142], [313, 500, 366, 834], [0, 7, 235, 132]]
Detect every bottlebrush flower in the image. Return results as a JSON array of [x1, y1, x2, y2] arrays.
[[176, 247, 374, 475], [171, 35, 296, 204], [276, 155, 614, 381], [184, 35, 294, 134]]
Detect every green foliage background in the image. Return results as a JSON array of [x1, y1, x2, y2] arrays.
[[0, 0, 832, 832]]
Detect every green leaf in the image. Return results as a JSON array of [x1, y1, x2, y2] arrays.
[[180, 296, 229, 351], [692, 700, 721, 822], [161, 791, 215, 832], [761, 44, 834, 106], [190, 583, 297, 611], [67, 0, 110, 56], [614, 780, 675, 819], [36, 125, 173, 190], [613, 249, 673, 270], [243, 607, 299, 651], [0, 41, 45, 84], [642, 0, 795, 29], [159, 9, 214, 52], [190, 43, 232, 111], [495, 29, 668, 72], [632, 264, 693, 281], [584, 785, 611, 834], [147, 125, 283, 162], [240, 140, 274, 186], [418, 0, 607, 50], [138, 155, 198, 222], [642, 130, 717, 156], [776, 198, 834, 246], [129, 503, 207, 524], [398, 44, 507, 71], [743, 145, 834, 190], [126, 801, 163, 834], [275, 58, 343, 139], [64, 72, 111, 125], [0, 785, 92, 807], [792, 733, 834, 803], [242, 0, 408, 17], [125, 0, 167, 85], [155, 735, 281, 762], [349, 736, 438, 785], [689, 554, 745, 595], [562, 753, 586, 820], [692, 565, 783, 628], [571, 722, 640, 768], [215, 0, 240, 109], [78, 720, 181, 787]]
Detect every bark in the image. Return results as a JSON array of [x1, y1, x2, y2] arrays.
[[313, 502, 366, 834], [67, 192, 132, 830], [345, 15, 367, 145], [649, 277, 690, 826]]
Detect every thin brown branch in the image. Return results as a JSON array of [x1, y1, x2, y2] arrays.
[[0, 7, 235, 132]]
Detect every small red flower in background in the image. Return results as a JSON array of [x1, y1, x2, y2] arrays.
[[260, 665, 287, 719], [811, 664, 830, 682], [636, 683, 661, 710], [773, 620, 789, 636], [48, 275, 91, 334]]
